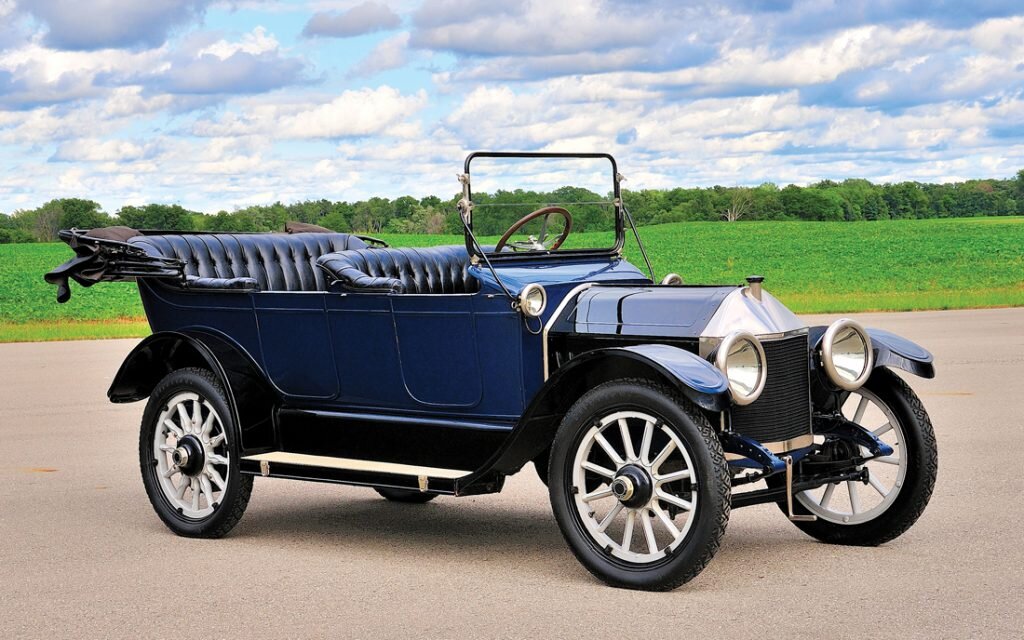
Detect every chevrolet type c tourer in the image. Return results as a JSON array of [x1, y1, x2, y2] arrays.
[[45, 153, 938, 590]]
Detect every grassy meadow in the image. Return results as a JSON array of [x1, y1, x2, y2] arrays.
[[1, 216, 1022, 342]]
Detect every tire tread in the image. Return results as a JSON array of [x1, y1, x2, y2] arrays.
[[550, 377, 730, 591], [139, 367, 253, 539]]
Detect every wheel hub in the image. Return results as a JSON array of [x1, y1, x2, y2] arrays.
[[172, 435, 205, 476], [612, 465, 653, 509]]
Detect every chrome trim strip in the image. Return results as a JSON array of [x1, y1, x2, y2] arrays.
[[542, 282, 596, 380]]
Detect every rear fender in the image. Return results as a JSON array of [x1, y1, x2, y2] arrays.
[[454, 344, 728, 492], [108, 330, 277, 451]]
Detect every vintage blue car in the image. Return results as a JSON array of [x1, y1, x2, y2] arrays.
[[45, 152, 937, 590]]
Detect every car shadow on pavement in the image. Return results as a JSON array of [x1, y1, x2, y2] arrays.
[[234, 493, 579, 576], [225, 491, 834, 586]]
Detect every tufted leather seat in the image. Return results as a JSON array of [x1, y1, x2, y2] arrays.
[[129, 232, 368, 292], [316, 245, 479, 295]]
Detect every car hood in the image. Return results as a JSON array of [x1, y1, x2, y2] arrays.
[[553, 284, 805, 339]]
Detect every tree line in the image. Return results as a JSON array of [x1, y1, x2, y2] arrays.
[[2, 171, 1022, 243]]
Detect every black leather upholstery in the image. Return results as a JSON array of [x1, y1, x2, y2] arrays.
[[317, 245, 479, 295], [184, 275, 260, 291], [129, 232, 368, 292]]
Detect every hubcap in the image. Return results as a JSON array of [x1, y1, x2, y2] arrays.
[[153, 391, 231, 519], [610, 477, 633, 501], [572, 410, 699, 564], [171, 447, 188, 468], [611, 465, 653, 509], [171, 435, 205, 476]]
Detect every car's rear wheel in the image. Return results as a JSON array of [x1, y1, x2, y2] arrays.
[[374, 488, 437, 503], [549, 379, 730, 591], [782, 369, 937, 545], [140, 368, 253, 538]]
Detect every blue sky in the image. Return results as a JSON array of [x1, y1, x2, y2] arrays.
[[1, 0, 1023, 213]]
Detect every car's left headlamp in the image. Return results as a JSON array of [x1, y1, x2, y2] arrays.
[[715, 331, 767, 406], [820, 318, 873, 390], [518, 283, 547, 317]]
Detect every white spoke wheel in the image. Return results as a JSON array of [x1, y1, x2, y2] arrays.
[[797, 386, 907, 524], [571, 411, 699, 563], [140, 368, 253, 538], [783, 369, 937, 546], [549, 379, 730, 591]]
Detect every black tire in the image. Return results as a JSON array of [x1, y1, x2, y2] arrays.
[[375, 488, 438, 503], [782, 369, 937, 546], [549, 379, 730, 591], [140, 367, 253, 538]]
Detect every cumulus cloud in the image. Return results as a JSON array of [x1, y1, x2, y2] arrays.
[[302, 2, 401, 38], [349, 32, 409, 77], [4, 0, 1024, 213], [15, 0, 211, 51], [50, 137, 159, 162], [145, 27, 311, 95], [0, 42, 165, 108], [411, 0, 680, 57], [191, 86, 427, 139]]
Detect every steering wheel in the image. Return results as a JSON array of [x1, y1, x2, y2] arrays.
[[494, 206, 573, 253]]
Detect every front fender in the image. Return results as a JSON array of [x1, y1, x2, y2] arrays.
[[809, 325, 935, 379], [595, 344, 731, 410], [454, 345, 729, 491], [867, 328, 935, 379], [108, 330, 278, 451]]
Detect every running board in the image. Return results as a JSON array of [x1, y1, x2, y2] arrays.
[[239, 452, 477, 495]]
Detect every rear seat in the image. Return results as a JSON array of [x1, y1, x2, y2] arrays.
[[316, 246, 479, 294], [129, 232, 368, 292]]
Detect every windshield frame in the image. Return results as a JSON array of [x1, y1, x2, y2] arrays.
[[460, 151, 625, 262]]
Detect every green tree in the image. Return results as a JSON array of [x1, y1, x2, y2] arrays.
[[117, 204, 197, 230], [52, 198, 109, 230]]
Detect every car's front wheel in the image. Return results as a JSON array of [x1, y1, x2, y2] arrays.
[[782, 368, 938, 545], [549, 379, 730, 591], [140, 368, 253, 538]]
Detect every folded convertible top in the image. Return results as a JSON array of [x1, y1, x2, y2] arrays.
[[43, 229, 186, 303]]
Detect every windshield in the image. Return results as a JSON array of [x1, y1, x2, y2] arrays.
[[465, 154, 621, 256]]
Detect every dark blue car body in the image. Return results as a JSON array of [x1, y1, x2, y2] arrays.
[[44, 153, 937, 571]]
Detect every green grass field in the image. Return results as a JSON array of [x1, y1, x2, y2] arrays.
[[2, 217, 1022, 342]]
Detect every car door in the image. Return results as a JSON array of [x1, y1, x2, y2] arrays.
[[255, 292, 339, 399], [327, 291, 482, 409], [391, 293, 482, 407]]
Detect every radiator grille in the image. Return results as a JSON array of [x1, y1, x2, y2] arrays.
[[729, 334, 811, 444]]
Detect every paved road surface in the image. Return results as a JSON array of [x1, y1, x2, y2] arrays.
[[2, 308, 1022, 639]]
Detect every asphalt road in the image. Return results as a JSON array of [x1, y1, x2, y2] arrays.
[[2, 308, 1022, 639]]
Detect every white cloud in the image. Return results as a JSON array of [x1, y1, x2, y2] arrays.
[[4, 0, 1024, 214], [50, 138, 157, 162], [349, 32, 409, 77], [16, 0, 211, 51], [411, 0, 678, 56], [303, 1, 401, 38], [198, 26, 279, 59], [192, 86, 427, 138]]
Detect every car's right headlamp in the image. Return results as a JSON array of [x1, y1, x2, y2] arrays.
[[715, 331, 767, 406], [820, 318, 873, 390]]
